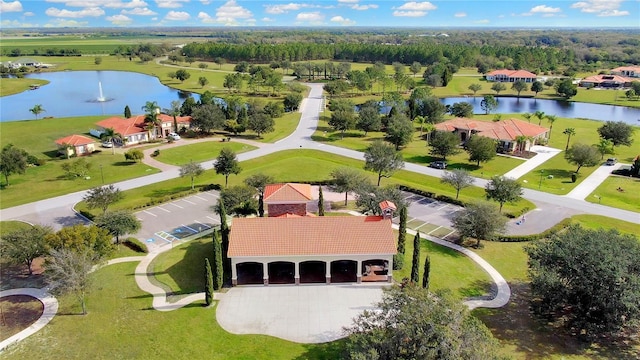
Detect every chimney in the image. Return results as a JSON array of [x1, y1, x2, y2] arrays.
[[379, 200, 397, 220]]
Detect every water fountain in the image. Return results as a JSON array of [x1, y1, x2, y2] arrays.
[[97, 81, 106, 102]]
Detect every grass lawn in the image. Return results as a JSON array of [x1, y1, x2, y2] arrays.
[[155, 141, 257, 166], [251, 111, 301, 143], [0, 220, 33, 236], [150, 237, 211, 295], [0, 262, 342, 360], [571, 214, 640, 235], [586, 175, 640, 212], [0, 78, 49, 97]]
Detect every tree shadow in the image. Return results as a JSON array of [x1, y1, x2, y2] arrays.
[[448, 163, 481, 171], [458, 278, 493, 298], [153, 240, 212, 295], [293, 338, 347, 360], [113, 161, 136, 166]]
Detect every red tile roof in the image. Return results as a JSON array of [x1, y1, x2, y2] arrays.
[[487, 69, 537, 78], [264, 183, 313, 203], [228, 216, 396, 257], [581, 74, 630, 84], [96, 114, 191, 136], [434, 117, 548, 141], [55, 134, 95, 146], [379, 200, 397, 211], [611, 66, 640, 72]]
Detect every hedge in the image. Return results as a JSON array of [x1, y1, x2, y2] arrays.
[[494, 218, 573, 242], [123, 237, 148, 253]]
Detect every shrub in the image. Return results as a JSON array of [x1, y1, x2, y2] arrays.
[[571, 173, 577, 183], [151, 149, 160, 157], [393, 253, 404, 270], [122, 237, 148, 253], [78, 209, 95, 221]]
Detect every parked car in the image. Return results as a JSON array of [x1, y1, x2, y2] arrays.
[[429, 161, 447, 169], [605, 158, 617, 166], [168, 132, 181, 140], [101, 141, 113, 148]]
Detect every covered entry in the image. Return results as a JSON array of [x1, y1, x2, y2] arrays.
[[331, 260, 357, 283], [362, 259, 389, 282], [299, 261, 326, 283], [236, 262, 264, 285], [268, 261, 295, 284]]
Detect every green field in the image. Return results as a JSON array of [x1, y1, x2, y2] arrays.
[[0, 78, 49, 97], [586, 175, 640, 212], [156, 141, 257, 166]]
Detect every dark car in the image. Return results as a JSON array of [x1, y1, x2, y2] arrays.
[[429, 161, 447, 169], [605, 158, 617, 166]]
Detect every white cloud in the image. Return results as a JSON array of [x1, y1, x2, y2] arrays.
[[155, 0, 188, 8], [106, 14, 133, 24], [262, 17, 274, 22], [396, 1, 436, 11], [330, 15, 355, 25], [296, 11, 324, 22], [216, 0, 252, 20], [338, 0, 358, 3], [164, 10, 190, 20], [1, 1, 22, 13], [2, 19, 37, 27], [197, 11, 214, 22], [571, 0, 625, 15], [393, 10, 425, 17], [530, 5, 561, 13], [45, 6, 105, 17], [45, 0, 148, 8], [265, 3, 306, 14], [474, 19, 490, 24], [24, 11, 34, 16], [351, 4, 378, 10], [454, 12, 466, 17], [122, 7, 157, 15], [598, 9, 629, 16], [44, 18, 88, 26]]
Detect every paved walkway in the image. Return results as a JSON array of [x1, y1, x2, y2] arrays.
[[503, 145, 562, 180], [565, 163, 624, 200]]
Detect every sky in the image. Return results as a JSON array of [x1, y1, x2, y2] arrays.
[[0, 0, 638, 29]]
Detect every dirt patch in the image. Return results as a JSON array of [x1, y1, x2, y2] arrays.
[[0, 257, 46, 291], [0, 295, 44, 342]]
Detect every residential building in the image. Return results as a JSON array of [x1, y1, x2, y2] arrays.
[[579, 74, 630, 88], [611, 66, 640, 78], [92, 114, 191, 146], [485, 69, 537, 83], [54, 134, 95, 157]]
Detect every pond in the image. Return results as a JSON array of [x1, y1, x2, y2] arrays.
[[0, 71, 198, 122], [441, 96, 640, 125]]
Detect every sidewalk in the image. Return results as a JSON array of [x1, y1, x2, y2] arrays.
[[503, 145, 562, 180], [565, 162, 624, 200]]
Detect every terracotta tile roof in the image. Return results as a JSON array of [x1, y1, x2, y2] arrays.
[[96, 114, 192, 136], [55, 134, 95, 146], [228, 216, 396, 257], [379, 200, 397, 211], [434, 117, 548, 141], [264, 183, 313, 203], [581, 74, 630, 84], [487, 69, 537, 78], [611, 66, 640, 72]]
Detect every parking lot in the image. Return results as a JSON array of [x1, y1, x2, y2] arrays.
[[135, 190, 221, 251], [396, 192, 462, 240]]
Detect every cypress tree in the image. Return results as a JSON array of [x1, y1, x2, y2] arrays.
[[204, 258, 214, 306], [318, 186, 325, 216], [218, 200, 231, 278], [124, 105, 131, 118], [397, 206, 407, 255], [422, 254, 431, 290], [410, 232, 421, 283], [212, 230, 223, 290]]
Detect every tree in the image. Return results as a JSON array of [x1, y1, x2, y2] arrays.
[[409, 61, 422, 77], [45, 224, 114, 259], [384, 114, 414, 150], [163, 100, 182, 133], [563, 127, 576, 151], [142, 100, 160, 139], [199, 62, 209, 71], [318, 186, 325, 216], [452, 202, 506, 247], [124, 105, 131, 118], [124, 149, 143, 162], [84, 185, 124, 214], [468, 83, 482, 95], [0, 224, 52, 275], [354, 183, 407, 216], [546, 114, 558, 139], [214, 57, 226, 69], [595, 138, 614, 160], [343, 286, 501, 360], [485, 176, 523, 213], [244, 173, 273, 217], [94, 210, 141, 244], [625, 89, 636, 100], [180, 161, 204, 190], [534, 110, 546, 125], [191, 104, 226, 134], [283, 92, 303, 111], [46, 248, 95, 315], [410, 232, 421, 283], [94, 56, 102, 65], [204, 258, 214, 306], [555, 78, 578, 99], [480, 95, 498, 114], [429, 131, 460, 160], [212, 230, 223, 290], [420, 96, 447, 124], [449, 102, 474, 118], [214, 148, 241, 187], [363, 140, 404, 186], [29, 104, 45, 120], [247, 112, 275, 138], [329, 109, 356, 139], [466, 135, 497, 166], [441, 169, 474, 199], [198, 76, 209, 88], [422, 255, 431, 290], [61, 158, 92, 179], [356, 103, 382, 136], [522, 112, 532, 123], [217, 200, 230, 279], [0, 144, 27, 186], [597, 121, 634, 148], [565, 143, 600, 173], [175, 69, 190, 82], [531, 80, 544, 96], [491, 82, 507, 94], [512, 80, 528, 97], [219, 185, 257, 217], [526, 226, 640, 337], [330, 167, 366, 206], [397, 206, 407, 255]]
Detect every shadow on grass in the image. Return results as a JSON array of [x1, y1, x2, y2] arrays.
[[156, 240, 212, 295], [113, 161, 137, 166], [147, 187, 191, 198], [474, 282, 640, 360], [294, 338, 347, 360], [458, 278, 492, 298]]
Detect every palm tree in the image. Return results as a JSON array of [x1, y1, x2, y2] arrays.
[[515, 135, 528, 153], [29, 104, 45, 120], [423, 123, 436, 145], [163, 100, 181, 133], [100, 127, 123, 155], [142, 101, 160, 139], [414, 115, 426, 134], [534, 111, 545, 126], [562, 128, 576, 151], [545, 115, 557, 139], [522, 112, 532, 123]]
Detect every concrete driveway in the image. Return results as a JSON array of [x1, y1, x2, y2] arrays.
[[216, 284, 387, 343]]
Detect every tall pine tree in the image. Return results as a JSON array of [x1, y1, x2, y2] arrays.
[[212, 230, 223, 290], [410, 232, 421, 283], [124, 105, 131, 118], [422, 254, 431, 290], [204, 258, 214, 306], [398, 206, 407, 254], [218, 200, 231, 279], [318, 186, 325, 216]]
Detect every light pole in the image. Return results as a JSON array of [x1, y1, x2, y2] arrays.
[[538, 169, 544, 189], [100, 164, 104, 184]]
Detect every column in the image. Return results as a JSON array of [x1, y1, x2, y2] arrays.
[[263, 262, 269, 286], [231, 259, 238, 286], [325, 260, 331, 284], [294, 261, 300, 285], [356, 260, 362, 284], [387, 256, 393, 282]]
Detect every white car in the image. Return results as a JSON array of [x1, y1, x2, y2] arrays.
[[168, 132, 181, 140], [101, 141, 113, 148]]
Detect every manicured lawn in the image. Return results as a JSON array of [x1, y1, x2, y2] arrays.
[[0, 78, 49, 97], [586, 175, 640, 212], [571, 214, 640, 236], [0, 220, 32, 236], [1, 262, 342, 360], [251, 111, 301, 143], [150, 237, 212, 295], [156, 141, 256, 166]]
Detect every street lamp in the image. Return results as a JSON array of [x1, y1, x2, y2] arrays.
[[100, 164, 104, 184], [538, 169, 544, 189]]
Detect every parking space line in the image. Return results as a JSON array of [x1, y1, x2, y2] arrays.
[[206, 216, 217, 221], [203, 192, 218, 197], [442, 230, 457, 239], [414, 222, 429, 230], [427, 226, 441, 235], [143, 210, 157, 217], [182, 224, 199, 233], [193, 195, 207, 201], [170, 203, 184, 209], [182, 199, 196, 205], [436, 204, 449, 211], [157, 206, 171, 213], [194, 220, 213, 228]]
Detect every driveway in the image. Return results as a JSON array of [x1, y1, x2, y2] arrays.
[[216, 284, 387, 343]]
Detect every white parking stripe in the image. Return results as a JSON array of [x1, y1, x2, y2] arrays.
[[182, 199, 196, 205], [170, 203, 184, 209], [194, 220, 212, 228], [206, 216, 217, 221], [436, 204, 449, 211], [194, 195, 207, 201], [203, 192, 218, 197], [427, 226, 441, 235], [143, 210, 157, 217], [157, 206, 171, 213]]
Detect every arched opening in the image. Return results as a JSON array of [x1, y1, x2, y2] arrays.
[[236, 262, 264, 285], [268, 261, 295, 284], [330, 260, 357, 283], [299, 261, 326, 284], [362, 259, 389, 282]]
